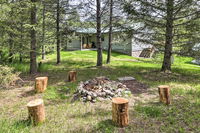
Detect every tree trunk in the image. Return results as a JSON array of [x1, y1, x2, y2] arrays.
[[35, 77, 48, 93], [27, 99, 45, 125], [8, 35, 13, 63], [19, 53, 23, 63], [112, 97, 129, 127], [56, 0, 61, 64], [42, 2, 46, 60], [96, 0, 103, 66], [30, 0, 37, 74], [106, 0, 113, 64], [8, 0, 14, 63], [161, 0, 174, 72], [20, 22, 23, 63]]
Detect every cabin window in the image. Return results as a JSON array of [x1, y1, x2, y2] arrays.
[[75, 33, 78, 36]]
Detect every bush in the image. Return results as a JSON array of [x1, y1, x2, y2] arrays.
[[0, 65, 20, 89]]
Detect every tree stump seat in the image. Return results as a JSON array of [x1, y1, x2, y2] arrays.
[[158, 85, 171, 105], [112, 97, 129, 127], [35, 77, 48, 93], [27, 99, 45, 125], [68, 71, 77, 82]]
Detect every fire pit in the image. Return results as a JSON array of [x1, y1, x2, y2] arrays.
[[76, 76, 131, 102]]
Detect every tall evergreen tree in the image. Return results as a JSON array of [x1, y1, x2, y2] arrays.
[[56, 0, 61, 64], [96, 0, 103, 66], [106, 0, 113, 64], [123, 0, 200, 72], [30, 0, 37, 74], [42, 1, 46, 60]]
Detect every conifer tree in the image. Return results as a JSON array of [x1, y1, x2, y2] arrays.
[[123, 0, 200, 72]]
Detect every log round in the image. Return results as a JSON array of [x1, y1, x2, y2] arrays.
[[158, 85, 171, 105], [35, 77, 48, 93], [68, 71, 77, 82], [27, 99, 45, 125], [112, 97, 129, 127]]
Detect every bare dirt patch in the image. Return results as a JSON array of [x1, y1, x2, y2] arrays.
[[120, 80, 149, 94]]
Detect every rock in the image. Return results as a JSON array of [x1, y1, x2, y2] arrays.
[[109, 92, 115, 97], [116, 89, 122, 93], [77, 77, 132, 103], [81, 97, 87, 102], [117, 83, 124, 88], [91, 99, 96, 103], [85, 81, 89, 84], [98, 92, 106, 97], [122, 85, 127, 88], [87, 95, 92, 101], [104, 89, 112, 95], [106, 98, 111, 101], [108, 96, 112, 100], [91, 92, 97, 98], [96, 97, 103, 101], [78, 88, 83, 93], [98, 85, 102, 90], [118, 76, 135, 81], [117, 93, 122, 97]]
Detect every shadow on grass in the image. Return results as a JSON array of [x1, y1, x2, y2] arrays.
[[13, 54, 200, 101], [69, 106, 111, 119], [35, 63, 200, 100], [20, 89, 35, 97], [13, 119, 31, 129], [128, 95, 200, 132], [90, 119, 116, 133]]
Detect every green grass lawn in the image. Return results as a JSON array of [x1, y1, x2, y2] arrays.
[[0, 50, 200, 133]]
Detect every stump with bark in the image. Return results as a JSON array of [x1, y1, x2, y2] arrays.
[[112, 97, 129, 127], [68, 71, 77, 82], [35, 77, 48, 93], [27, 99, 45, 125], [158, 85, 171, 105]]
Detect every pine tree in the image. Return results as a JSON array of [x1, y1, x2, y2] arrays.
[[30, 0, 37, 74], [123, 0, 200, 72], [96, 0, 103, 66], [106, 0, 113, 64]]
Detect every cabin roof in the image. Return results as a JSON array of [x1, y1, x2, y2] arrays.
[[73, 23, 144, 34], [75, 28, 122, 34]]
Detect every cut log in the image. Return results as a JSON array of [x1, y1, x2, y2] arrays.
[[68, 71, 77, 82], [35, 77, 48, 93], [112, 97, 129, 127], [27, 99, 45, 125], [158, 85, 171, 105]]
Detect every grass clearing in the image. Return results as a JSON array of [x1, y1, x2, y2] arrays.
[[0, 50, 200, 132]]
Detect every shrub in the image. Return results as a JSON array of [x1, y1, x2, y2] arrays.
[[0, 65, 20, 89]]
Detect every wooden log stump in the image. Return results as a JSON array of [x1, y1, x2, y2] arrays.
[[27, 99, 45, 125], [158, 85, 171, 105], [112, 97, 129, 127], [35, 77, 48, 93], [68, 71, 77, 82]]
